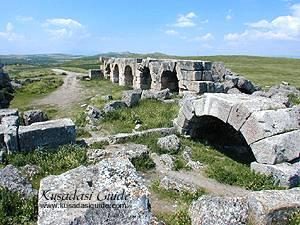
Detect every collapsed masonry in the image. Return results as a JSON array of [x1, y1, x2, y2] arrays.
[[174, 93, 300, 187], [100, 57, 260, 94], [0, 109, 76, 154]]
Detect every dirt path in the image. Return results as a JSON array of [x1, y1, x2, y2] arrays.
[[146, 153, 250, 215], [32, 69, 86, 108]]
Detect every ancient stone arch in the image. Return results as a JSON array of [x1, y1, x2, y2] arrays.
[[112, 64, 119, 83], [140, 67, 152, 90], [161, 70, 179, 92], [124, 65, 133, 86], [105, 64, 111, 78], [174, 93, 300, 165]]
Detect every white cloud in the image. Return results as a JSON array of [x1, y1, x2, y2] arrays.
[[192, 33, 214, 41], [224, 3, 300, 41], [174, 12, 197, 27], [0, 22, 24, 41], [165, 29, 179, 35], [226, 9, 233, 21], [16, 16, 34, 22], [43, 18, 90, 39]]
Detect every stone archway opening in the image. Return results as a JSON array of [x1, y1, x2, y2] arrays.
[[113, 64, 119, 83], [105, 64, 111, 75], [124, 65, 133, 87], [188, 115, 256, 164], [141, 67, 152, 90], [161, 70, 179, 93]]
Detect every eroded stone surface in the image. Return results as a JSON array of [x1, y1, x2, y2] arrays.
[[38, 157, 153, 225], [0, 164, 38, 198]]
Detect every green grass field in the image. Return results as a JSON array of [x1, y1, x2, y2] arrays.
[[61, 54, 300, 88], [180, 55, 300, 89]]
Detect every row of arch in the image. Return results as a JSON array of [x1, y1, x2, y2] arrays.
[[105, 63, 179, 92]]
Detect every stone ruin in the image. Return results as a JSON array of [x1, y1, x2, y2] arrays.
[[98, 57, 299, 188], [0, 108, 76, 155], [100, 57, 260, 95], [0, 63, 14, 108]]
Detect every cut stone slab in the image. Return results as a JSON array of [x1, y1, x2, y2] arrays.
[[4, 125, 19, 153], [103, 100, 127, 113], [189, 195, 249, 225], [18, 118, 76, 152], [157, 134, 180, 153], [122, 90, 142, 107], [87, 143, 149, 163], [160, 176, 197, 193], [38, 157, 152, 225], [228, 97, 285, 131], [23, 109, 48, 126], [240, 106, 300, 145], [248, 188, 300, 225], [251, 162, 300, 188], [1, 115, 19, 127], [250, 129, 300, 164], [193, 94, 250, 123], [176, 61, 204, 71], [0, 108, 18, 120], [141, 89, 170, 100], [0, 164, 38, 198]]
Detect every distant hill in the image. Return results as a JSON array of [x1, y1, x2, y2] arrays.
[[0, 54, 83, 65]]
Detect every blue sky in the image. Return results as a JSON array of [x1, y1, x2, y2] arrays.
[[0, 0, 299, 56]]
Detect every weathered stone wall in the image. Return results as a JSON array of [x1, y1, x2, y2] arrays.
[[101, 57, 259, 94]]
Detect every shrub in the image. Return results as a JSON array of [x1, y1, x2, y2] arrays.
[[0, 189, 38, 224], [131, 155, 155, 172], [4, 145, 87, 189]]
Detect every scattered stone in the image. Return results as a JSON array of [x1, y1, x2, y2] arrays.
[[23, 109, 48, 126], [251, 162, 300, 188], [141, 89, 170, 100], [248, 188, 300, 225], [21, 164, 42, 180], [10, 80, 22, 89], [122, 90, 142, 107], [86, 105, 103, 122], [189, 195, 249, 225], [182, 146, 204, 170], [157, 134, 181, 153], [103, 100, 127, 113], [18, 118, 76, 152], [186, 160, 204, 171], [101, 95, 113, 101], [87, 144, 149, 163], [38, 157, 153, 225], [160, 176, 197, 193], [158, 154, 174, 171], [253, 84, 300, 107], [0, 164, 38, 197]]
